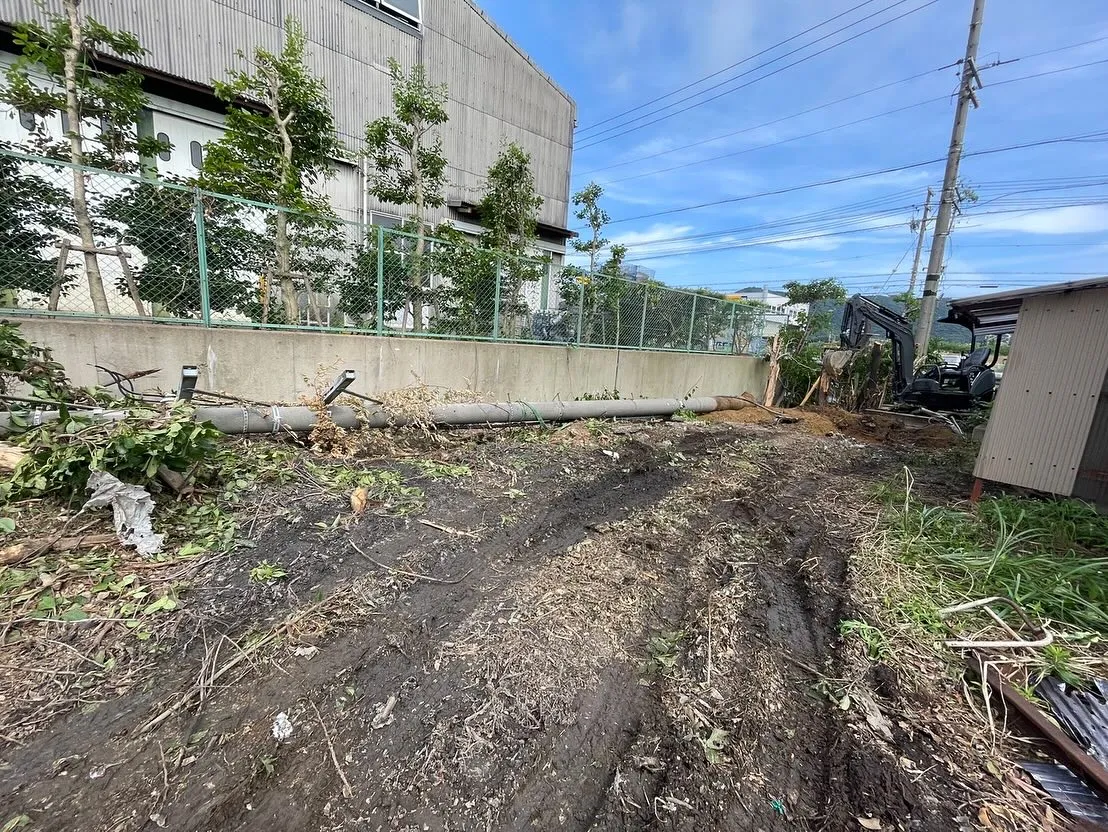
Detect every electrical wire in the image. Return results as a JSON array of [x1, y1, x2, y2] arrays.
[[588, 56, 1108, 189], [604, 128, 1108, 225], [574, 63, 958, 177], [575, 0, 887, 133], [575, 0, 941, 149], [574, 38, 1108, 181], [619, 201, 1108, 261], [620, 178, 1108, 252]]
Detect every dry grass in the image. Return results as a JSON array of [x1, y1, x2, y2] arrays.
[[421, 434, 763, 782], [839, 482, 1083, 832]]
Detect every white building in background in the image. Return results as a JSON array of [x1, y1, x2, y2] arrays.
[[727, 289, 810, 336]]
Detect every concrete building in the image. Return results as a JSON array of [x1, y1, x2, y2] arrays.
[[727, 289, 809, 337], [0, 0, 576, 261], [945, 277, 1108, 509]]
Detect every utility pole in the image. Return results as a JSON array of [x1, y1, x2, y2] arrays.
[[907, 187, 933, 297], [915, 0, 986, 358]]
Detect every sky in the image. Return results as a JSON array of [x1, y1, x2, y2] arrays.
[[477, 0, 1108, 298]]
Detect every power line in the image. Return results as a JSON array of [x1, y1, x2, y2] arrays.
[[574, 37, 1108, 181], [576, 55, 1108, 198], [604, 128, 1108, 225], [592, 56, 1108, 189], [575, 0, 941, 149], [600, 97, 949, 186], [620, 201, 1108, 261], [619, 178, 1108, 251], [574, 64, 956, 178], [575, 0, 887, 133]]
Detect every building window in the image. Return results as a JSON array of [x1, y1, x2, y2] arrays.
[[18, 110, 35, 131], [370, 212, 403, 229], [190, 140, 203, 169], [157, 132, 171, 161], [60, 112, 70, 134], [346, 0, 420, 29]]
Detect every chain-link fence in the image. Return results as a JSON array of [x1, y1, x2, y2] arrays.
[[0, 147, 768, 354]]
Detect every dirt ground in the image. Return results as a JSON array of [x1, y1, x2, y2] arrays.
[[0, 416, 1020, 831]]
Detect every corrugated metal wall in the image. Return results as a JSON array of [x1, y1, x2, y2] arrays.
[[1073, 360, 1108, 507], [975, 287, 1108, 497], [0, 0, 575, 228]]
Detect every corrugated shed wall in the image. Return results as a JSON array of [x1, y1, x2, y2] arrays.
[[0, 0, 574, 228], [1073, 360, 1108, 507], [975, 287, 1108, 496]]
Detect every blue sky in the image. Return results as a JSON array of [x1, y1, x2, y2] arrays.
[[478, 0, 1108, 297]]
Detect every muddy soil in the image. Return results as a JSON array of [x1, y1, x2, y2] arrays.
[[1, 422, 968, 831]]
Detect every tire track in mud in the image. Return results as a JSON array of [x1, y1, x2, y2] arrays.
[[586, 445, 952, 832], [0, 433, 705, 832]]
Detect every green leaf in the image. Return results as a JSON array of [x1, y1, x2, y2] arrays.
[[0, 517, 15, 534], [143, 595, 177, 615], [61, 606, 89, 621]]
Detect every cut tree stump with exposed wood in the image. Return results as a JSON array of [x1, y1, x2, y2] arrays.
[[0, 443, 26, 473]]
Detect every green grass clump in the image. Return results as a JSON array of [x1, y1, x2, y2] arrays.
[[892, 487, 1108, 634]]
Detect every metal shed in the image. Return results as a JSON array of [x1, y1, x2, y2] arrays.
[[943, 277, 1108, 508]]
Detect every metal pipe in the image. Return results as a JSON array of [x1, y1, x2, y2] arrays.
[[0, 397, 725, 436]]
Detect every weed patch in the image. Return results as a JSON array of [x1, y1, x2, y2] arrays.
[[888, 479, 1108, 634]]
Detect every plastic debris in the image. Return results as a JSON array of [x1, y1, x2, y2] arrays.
[[272, 712, 294, 742], [82, 471, 164, 557]]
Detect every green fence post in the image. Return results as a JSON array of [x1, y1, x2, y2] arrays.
[[375, 225, 385, 335], [576, 279, 585, 345], [540, 260, 550, 312], [193, 188, 211, 327], [493, 258, 503, 339], [728, 302, 737, 354], [686, 294, 697, 351], [639, 289, 648, 349]]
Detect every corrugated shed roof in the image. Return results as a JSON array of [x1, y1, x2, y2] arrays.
[[1040, 678, 1108, 765], [944, 276, 1108, 333]]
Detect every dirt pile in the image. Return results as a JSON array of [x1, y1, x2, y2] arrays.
[[704, 403, 961, 448]]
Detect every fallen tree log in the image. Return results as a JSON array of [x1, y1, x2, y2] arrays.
[[1, 533, 117, 567]]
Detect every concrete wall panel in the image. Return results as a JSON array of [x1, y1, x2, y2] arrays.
[[15, 320, 769, 405]]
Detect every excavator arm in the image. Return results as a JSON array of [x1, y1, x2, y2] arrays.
[[840, 294, 917, 396]]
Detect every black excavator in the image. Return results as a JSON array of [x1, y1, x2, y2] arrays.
[[839, 294, 1003, 411]]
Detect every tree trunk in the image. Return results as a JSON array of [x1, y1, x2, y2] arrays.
[[274, 208, 297, 323], [409, 124, 425, 333], [63, 0, 109, 315], [270, 78, 299, 325]]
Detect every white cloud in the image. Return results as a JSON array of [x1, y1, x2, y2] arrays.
[[961, 205, 1108, 235], [613, 223, 696, 248]]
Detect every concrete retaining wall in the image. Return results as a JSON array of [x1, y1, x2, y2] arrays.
[[13, 319, 769, 403]]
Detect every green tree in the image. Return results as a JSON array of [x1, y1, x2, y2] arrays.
[[0, 152, 73, 305], [427, 226, 499, 337], [572, 182, 608, 276], [101, 185, 263, 318], [1, 0, 168, 314], [779, 278, 847, 355], [200, 18, 344, 324], [479, 142, 545, 337], [774, 278, 847, 405], [363, 59, 448, 333]]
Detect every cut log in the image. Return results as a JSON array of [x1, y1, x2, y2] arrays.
[[1, 533, 117, 566], [0, 443, 26, 473]]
